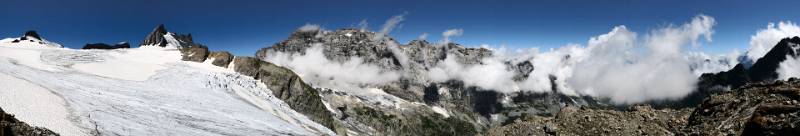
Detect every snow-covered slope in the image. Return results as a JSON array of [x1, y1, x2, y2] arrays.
[[0, 43, 334, 135]]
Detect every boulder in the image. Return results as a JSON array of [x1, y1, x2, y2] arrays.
[[179, 44, 209, 62], [208, 51, 233, 68]]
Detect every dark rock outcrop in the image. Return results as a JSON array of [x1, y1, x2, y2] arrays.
[[179, 45, 209, 62], [208, 51, 233, 68], [682, 78, 800, 135], [232, 57, 337, 131], [81, 42, 131, 49], [1, 107, 59, 136], [140, 24, 168, 47], [700, 36, 800, 90], [21, 31, 41, 41]]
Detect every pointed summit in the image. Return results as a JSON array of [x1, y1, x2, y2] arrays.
[[140, 24, 168, 47], [22, 30, 41, 40]]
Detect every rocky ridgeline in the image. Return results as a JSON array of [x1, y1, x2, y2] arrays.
[[4, 31, 63, 48], [137, 25, 341, 133], [1, 107, 59, 136], [700, 36, 800, 90], [256, 27, 602, 134]]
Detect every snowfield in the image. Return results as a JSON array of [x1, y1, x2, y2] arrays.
[[0, 43, 334, 135]]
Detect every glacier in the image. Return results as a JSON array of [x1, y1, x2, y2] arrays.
[[0, 44, 334, 135]]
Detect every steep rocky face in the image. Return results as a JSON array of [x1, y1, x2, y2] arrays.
[[1, 107, 60, 136], [81, 42, 131, 49], [256, 28, 601, 134], [749, 36, 800, 81], [140, 24, 168, 47], [700, 36, 800, 90], [208, 51, 233, 68], [21, 31, 41, 41], [231, 57, 338, 132], [682, 78, 800, 135]]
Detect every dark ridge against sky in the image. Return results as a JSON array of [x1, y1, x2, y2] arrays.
[[2, 0, 799, 55]]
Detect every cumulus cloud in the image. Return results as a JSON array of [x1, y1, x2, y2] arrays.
[[565, 15, 715, 104], [263, 43, 402, 91], [441, 29, 464, 44], [685, 51, 741, 76], [273, 14, 738, 105], [747, 21, 800, 63]]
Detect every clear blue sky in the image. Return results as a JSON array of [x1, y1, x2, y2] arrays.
[[2, 0, 800, 56]]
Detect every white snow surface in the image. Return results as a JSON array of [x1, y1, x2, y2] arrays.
[[0, 72, 88, 136], [0, 44, 334, 135]]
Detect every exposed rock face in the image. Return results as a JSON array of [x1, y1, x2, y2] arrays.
[[700, 37, 800, 90], [683, 78, 800, 135], [487, 105, 692, 136], [140, 24, 168, 47], [256, 28, 602, 134], [21, 31, 41, 40], [1, 107, 59, 136], [208, 51, 233, 67], [231, 57, 337, 131], [179, 45, 209, 62], [4, 31, 63, 48], [81, 42, 131, 49]]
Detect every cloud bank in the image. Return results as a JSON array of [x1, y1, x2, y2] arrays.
[[267, 14, 800, 105], [747, 22, 800, 63]]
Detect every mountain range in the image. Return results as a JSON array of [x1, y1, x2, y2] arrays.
[[0, 23, 799, 135]]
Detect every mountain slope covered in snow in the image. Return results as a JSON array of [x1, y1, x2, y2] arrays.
[[0, 33, 334, 135]]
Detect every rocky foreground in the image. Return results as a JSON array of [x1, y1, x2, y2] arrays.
[[487, 78, 800, 135], [1, 108, 59, 136]]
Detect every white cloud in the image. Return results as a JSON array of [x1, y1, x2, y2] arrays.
[[373, 14, 406, 40], [418, 33, 429, 40], [747, 21, 800, 62], [777, 42, 800, 80], [441, 29, 464, 44], [358, 19, 369, 31], [565, 15, 715, 104], [427, 54, 519, 93], [298, 24, 322, 32], [262, 43, 402, 91]]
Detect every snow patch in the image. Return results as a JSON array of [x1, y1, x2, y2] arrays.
[[0, 73, 89, 136], [431, 106, 450, 118], [72, 48, 181, 81]]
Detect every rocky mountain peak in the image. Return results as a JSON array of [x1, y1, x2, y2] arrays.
[[22, 30, 41, 40], [748, 36, 800, 82], [140, 24, 169, 47], [139, 24, 199, 48], [699, 36, 800, 93]]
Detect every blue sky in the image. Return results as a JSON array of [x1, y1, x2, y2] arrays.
[[2, 0, 800, 55]]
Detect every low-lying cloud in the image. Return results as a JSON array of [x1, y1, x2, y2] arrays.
[[266, 14, 800, 105], [263, 43, 402, 91]]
